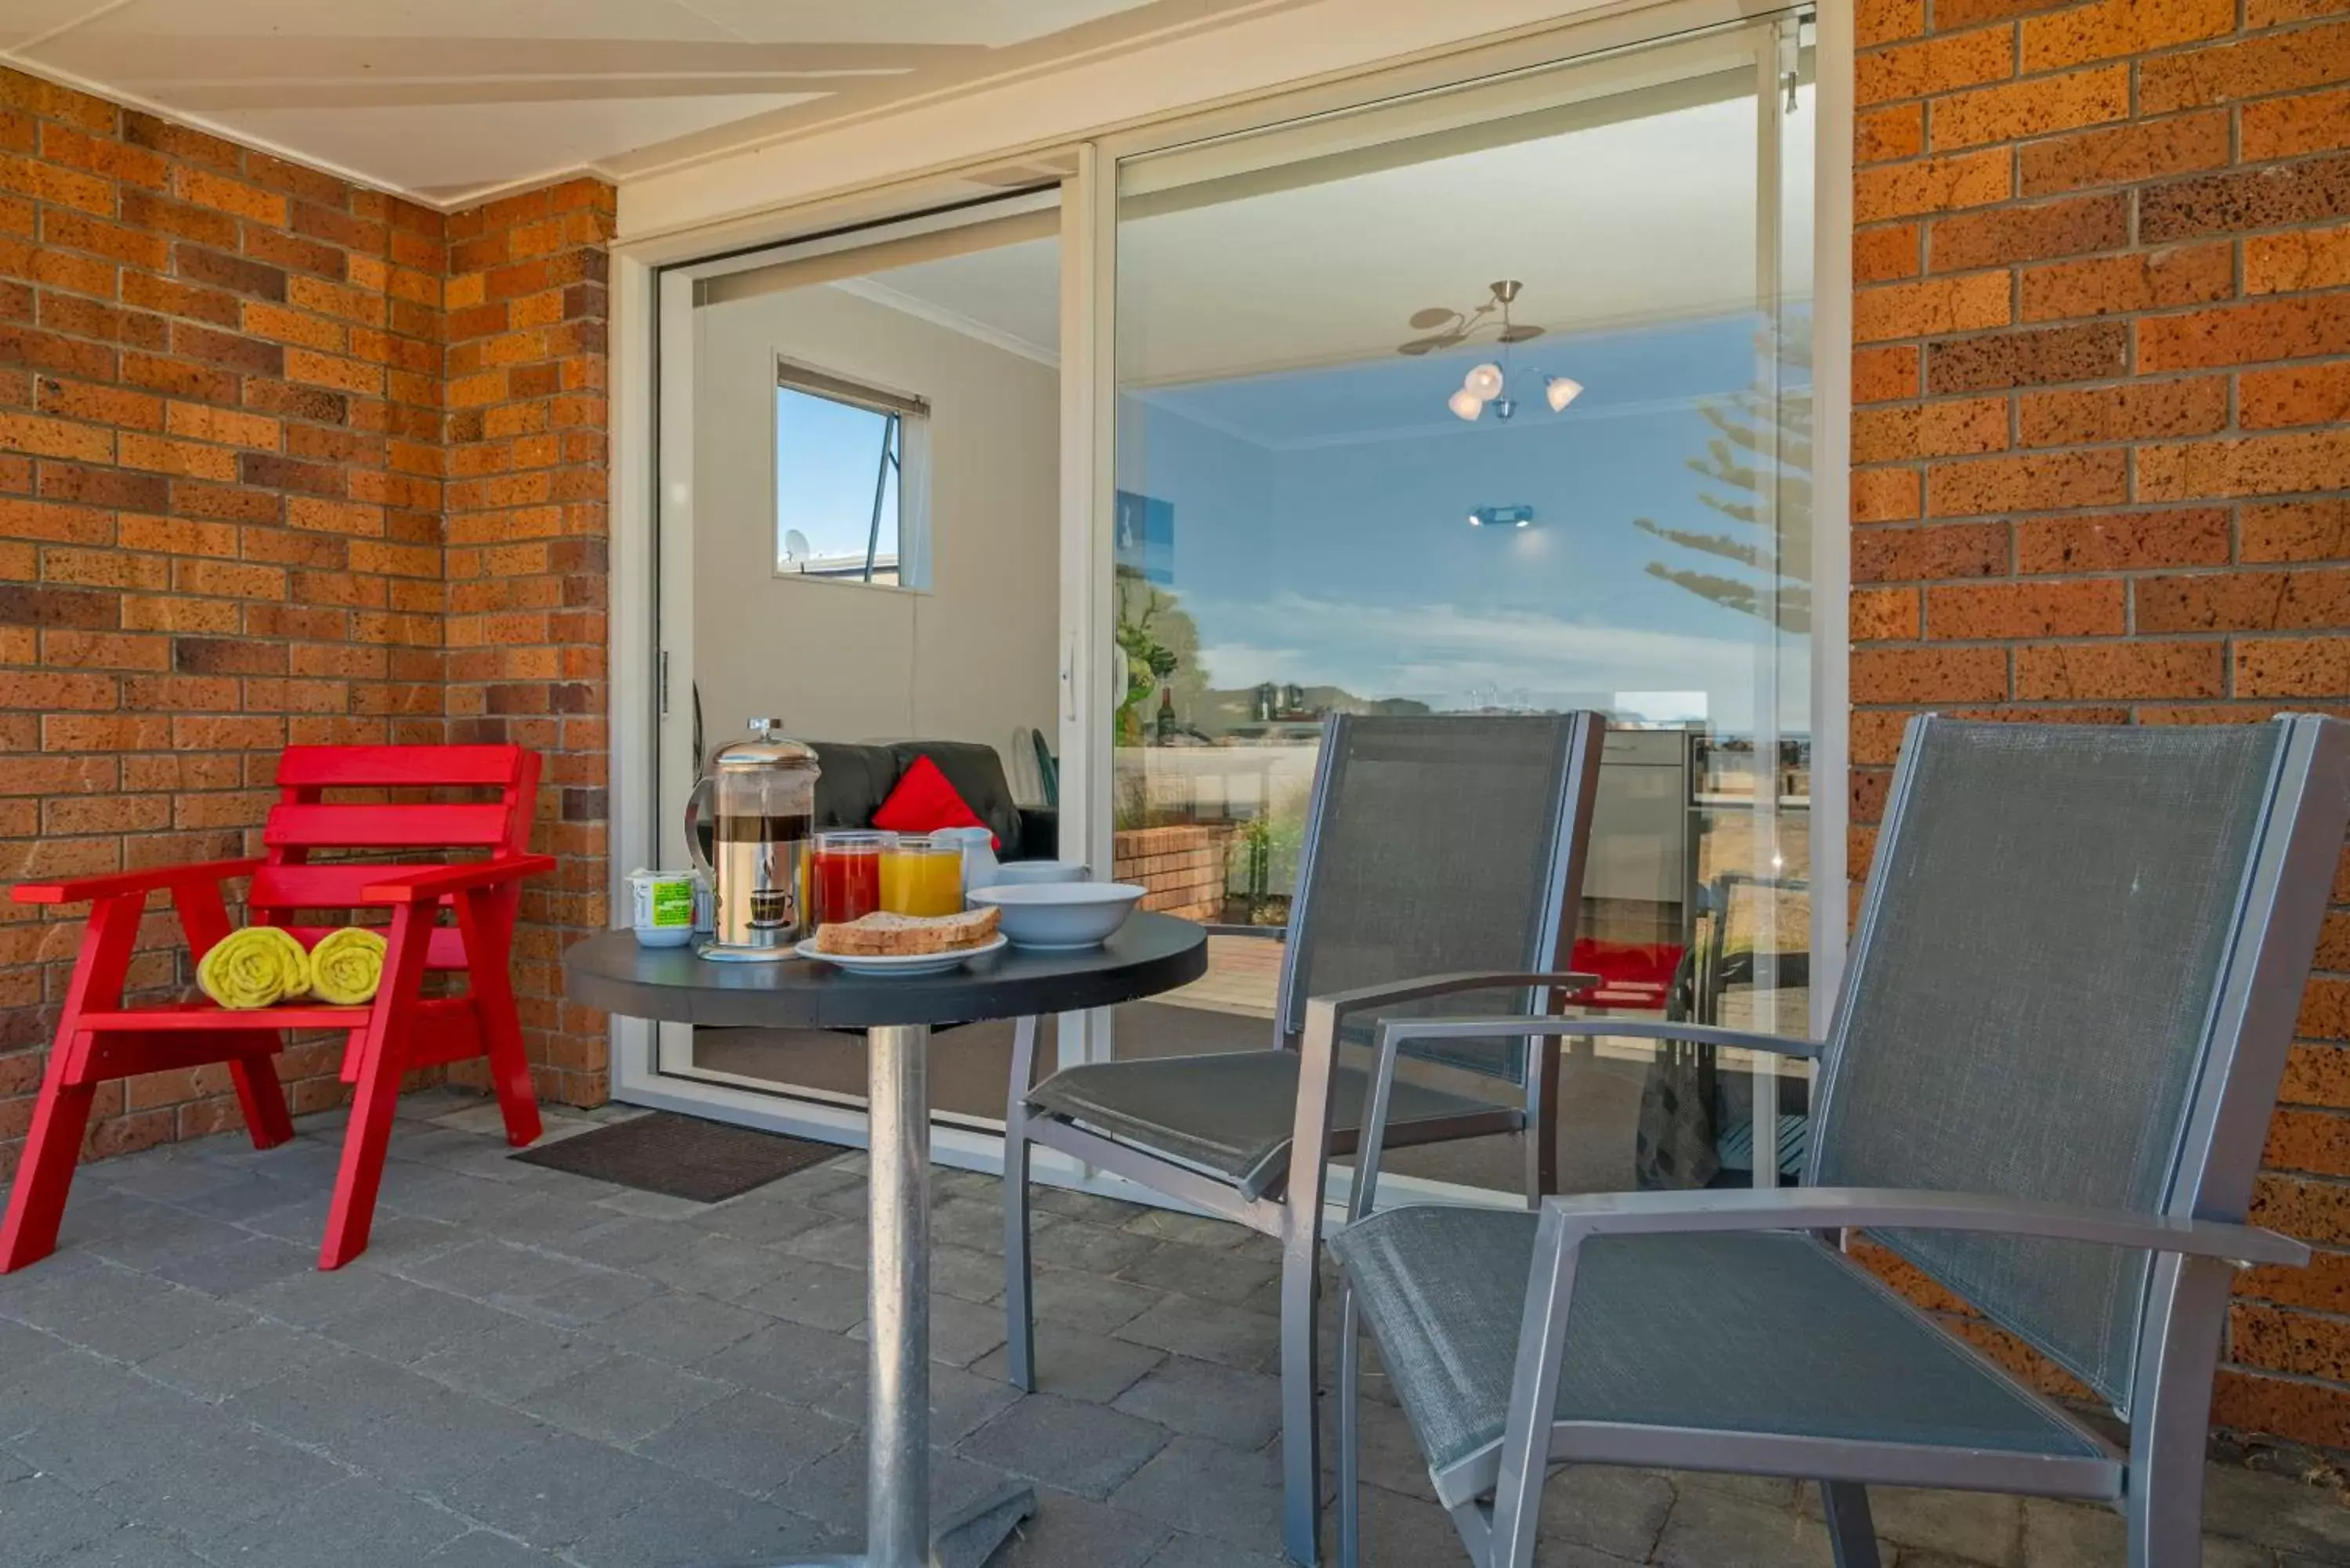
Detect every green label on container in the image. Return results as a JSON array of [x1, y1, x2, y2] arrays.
[[649, 881, 696, 927]]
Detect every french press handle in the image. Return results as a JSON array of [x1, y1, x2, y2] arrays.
[[683, 775, 715, 881]]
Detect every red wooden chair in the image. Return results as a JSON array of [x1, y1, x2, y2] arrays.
[[1, 744, 555, 1272]]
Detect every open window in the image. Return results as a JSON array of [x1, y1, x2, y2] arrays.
[[774, 359, 929, 588]]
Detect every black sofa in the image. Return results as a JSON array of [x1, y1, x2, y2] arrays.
[[807, 739, 1056, 862]]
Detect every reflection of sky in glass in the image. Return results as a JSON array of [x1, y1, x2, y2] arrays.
[[775, 385, 896, 566], [1116, 310, 1810, 735]]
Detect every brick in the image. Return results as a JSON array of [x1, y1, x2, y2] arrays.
[[2245, 501, 2350, 565], [1854, 147, 2012, 223], [2242, 85, 2350, 163], [0, 585, 114, 628], [119, 272, 240, 330], [0, 325, 115, 383], [2138, 569, 2350, 632], [2138, 430, 2350, 499], [2019, 244, 2236, 323], [1851, 397, 2008, 463], [1853, 271, 2010, 341], [2016, 641, 2225, 699], [2242, 362, 2350, 430], [2247, 222, 2350, 294], [1853, 344, 1920, 403], [1853, 468, 1924, 523], [2016, 509, 2232, 573], [1852, 522, 2010, 582], [2142, 154, 2350, 244], [2019, 110, 2232, 197], [1925, 450, 2129, 515], [118, 190, 238, 251], [1925, 322, 2128, 393], [1851, 645, 2008, 702], [2018, 378, 2229, 446], [119, 352, 236, 405], [2022, 0, 2236, 73], [1928, 580, 2127, 638], [37, 377, 161, 430], [2143, 21, 2350, 113], [40, 209, 167, 271], [1928, 193, 2128, 272], [1930, 65, 2130, 154], [0, 411, 110, 463], [2238, 636, 2350, 696], [1851, 587, 1921, 640], [172, 321, 283, 378], [1857, 27, 2015, 105]]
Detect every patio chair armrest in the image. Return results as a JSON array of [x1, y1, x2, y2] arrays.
[[1303, 970, 1602, 1029], [12, 858, 263, 905], [1373, 1013, 1825, 1061], [1533, 1187, 2309, 1266], [361, 854, 558, 903]]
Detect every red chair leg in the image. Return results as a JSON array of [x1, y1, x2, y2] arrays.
[[318, 905, 432, 1270], [228, 1046, 295, 1150], [0, 1073, 96, 1274], [457, 887, 540, 1148]]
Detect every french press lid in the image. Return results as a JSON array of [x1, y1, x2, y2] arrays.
[[710, 717, 818, 771]]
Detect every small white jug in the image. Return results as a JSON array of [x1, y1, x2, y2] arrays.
[[936, 826, 1000, 900]]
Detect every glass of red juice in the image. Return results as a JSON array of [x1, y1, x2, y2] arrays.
[[811, 831, 891, 927]]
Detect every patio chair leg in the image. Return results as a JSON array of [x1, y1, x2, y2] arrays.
[[456, 888, 540, 1148], [2125, 1256, 2228, 1568], [319, 906, 432, 1270], [1280, 1236, 1322, 1566], [1819, 1482, 1881, 1568], [1003, 1013, 1039, 1393], [0, 1071, 96, 1273], [1336, 1285, 1365, 1568], [226, 1046, 295, 1150]]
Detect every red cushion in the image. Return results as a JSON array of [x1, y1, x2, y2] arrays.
[[873, 753, 998, 850]]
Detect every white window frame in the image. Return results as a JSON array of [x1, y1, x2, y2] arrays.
[[770, 356, 935, 590], [605, 0, 1855, 1206]]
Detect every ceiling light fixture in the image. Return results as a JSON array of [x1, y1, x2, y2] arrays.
[[1401, 280, 1587, 425]]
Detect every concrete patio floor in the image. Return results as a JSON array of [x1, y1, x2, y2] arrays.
[[0, 1089, 2344, 1568]]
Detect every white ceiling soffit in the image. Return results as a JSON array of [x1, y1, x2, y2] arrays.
[[0, 0, 1299, 208]]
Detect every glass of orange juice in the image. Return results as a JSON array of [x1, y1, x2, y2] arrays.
[[880, 836, 965, 916]]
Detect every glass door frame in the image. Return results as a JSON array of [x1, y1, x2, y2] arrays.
[[604, 0, 1852, 1205]]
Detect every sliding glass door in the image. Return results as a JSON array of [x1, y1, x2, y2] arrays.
[[1099, 15, 1817, 1196]]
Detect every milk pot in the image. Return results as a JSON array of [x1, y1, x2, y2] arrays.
[[684, 719, 819, 959]]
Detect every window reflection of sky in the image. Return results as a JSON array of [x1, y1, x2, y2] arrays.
[[1117, 311, 1811, 733], [775, 385, 898, 567]]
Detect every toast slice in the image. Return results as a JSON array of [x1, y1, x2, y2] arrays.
[[815, 906, 1000, 957]]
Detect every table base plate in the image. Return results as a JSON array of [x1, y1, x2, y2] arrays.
[[772, 1481, 1036, 1568]]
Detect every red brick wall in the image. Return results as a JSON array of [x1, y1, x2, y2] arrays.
[[1852, 0, 2350, 1451], [0, 67, 613, 1175]]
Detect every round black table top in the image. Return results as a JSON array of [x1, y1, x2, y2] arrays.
[[562, 911, 1208, 1030]]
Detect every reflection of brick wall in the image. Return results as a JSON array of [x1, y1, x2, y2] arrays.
[[1850, 0, 2350, 1452], [1112, 825, 1231, 921]]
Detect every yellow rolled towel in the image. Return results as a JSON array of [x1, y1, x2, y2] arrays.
[[309, 926, 388, 1006], [197, 926, 312, 1010]]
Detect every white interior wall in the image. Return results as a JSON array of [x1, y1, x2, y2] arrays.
[[692, 282, 1058, 764]]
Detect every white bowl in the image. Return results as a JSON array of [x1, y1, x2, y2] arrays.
[[969, 882, 1144, 949], [982, 859, 1090, 889]]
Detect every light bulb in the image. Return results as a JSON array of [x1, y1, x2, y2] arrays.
[[1447, 388, 1484, 421], [1464, 362, 1504, 400], [1546, 376, 1583, 412]]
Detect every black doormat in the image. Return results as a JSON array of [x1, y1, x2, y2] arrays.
[[512, 1111, 848, 1203]]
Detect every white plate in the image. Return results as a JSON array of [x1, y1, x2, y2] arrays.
[[794, 933, 1008, 977]]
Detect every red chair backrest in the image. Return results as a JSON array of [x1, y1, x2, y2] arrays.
[[248, 745, 540, 916]]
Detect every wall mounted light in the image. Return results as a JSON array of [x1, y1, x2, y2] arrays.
[[1468, 505, 1536, 529]]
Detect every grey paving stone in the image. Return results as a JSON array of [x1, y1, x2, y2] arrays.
[[1113, 1295, 1279, 1371], [142, 1234, 316, 1299], [1353, 1480, 1488, 1566], [421, 1530, 562, 1566], [1119, 1209, 1250, 1249], [515, 1352, 732, 1445], [1539, 1466, 1677, 1562], [586, 1292, 771, 1366], [684, 1193, 837, 1247], [1139, 1534, 1289, 1568], [566, 1479, 844, 1567], [1030, 1183, 1148, 1227], [232, 1255, 421, 1329], [308, 1275, 519, 1364], [414, 1315, 620, 1403], [736, 1259, 866, 1331], [45, 1524, 218, 1567], [934, 1242, 1007, 1303], [849, 1290, 1009, 1369], [632, 1388, 856, 1497], [591, 1188, 712, 1221], [638, 1234, 790, 1302], [775, 1215, 873, 1270], [508, 1264, 666, 1328], [1115, 1239, 1279, 1304], [1027, 1266, 1162, 1334], [1026, 1218, 1159, 1276], [84, 1415, 352, 1541], [993, 1490, 1170, 1568], [0, 1313, 63, 1371], [1110, 1435, 1285, 1552], [971, 1323, 1163, 1404], [86, 1211, 255, 1273], [0, 1346, 189, 1452], [934, 1194, 1023, 1256], [1833, 1485, 2021, 1566], [398, 1237, 599, 1304], [785, 1440, 1017, 1538], [815, 1361, 1025, 1446], [962, 1394, 1171, 1500], [425, 1431, 673, 1548], [164, 1171, 316, 1223], [221, 1351, 458, 1461], [547, 1216, 701, 1272], [1114, 1357, 1281, 1450], [134, 1317, 347, 1401], [201, 1474, 474, 1566], [2203, 1464, 2350, 1555], [1654, 1484, 1833, 1568], [0, 1471, 118, 1562], [694, 1319, 864, 1406]]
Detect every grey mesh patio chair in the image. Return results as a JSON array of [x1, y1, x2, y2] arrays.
[[1327, 714, 2347, 1568], [1003, 711, 1607, 1566]]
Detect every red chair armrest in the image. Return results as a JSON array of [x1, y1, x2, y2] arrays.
[[361, 855, 559, 903], [12, 858, 262, 905]]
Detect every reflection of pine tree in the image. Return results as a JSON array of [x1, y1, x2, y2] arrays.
[[1633, 327, 1811, 634]]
